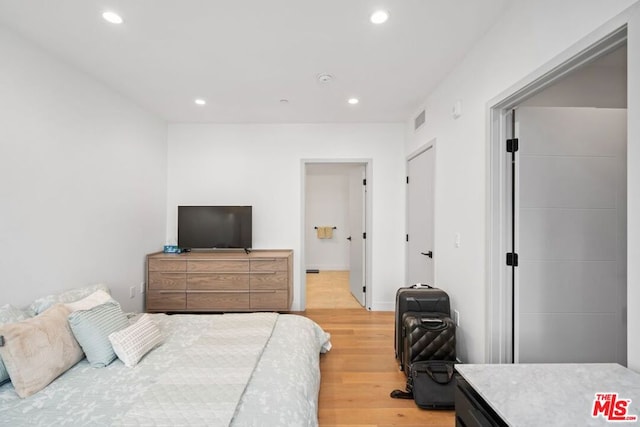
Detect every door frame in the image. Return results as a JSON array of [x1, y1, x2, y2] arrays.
[[486, 25, 628, 363], [300, 159, 373, 311], [405, 139, 437, 287]]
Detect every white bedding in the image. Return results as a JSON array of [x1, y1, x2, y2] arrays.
[[0, 312, 331, 426]]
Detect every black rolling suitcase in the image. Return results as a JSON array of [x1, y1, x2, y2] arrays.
[[395, 285, 450, 366], [401, 313, 456, 376]]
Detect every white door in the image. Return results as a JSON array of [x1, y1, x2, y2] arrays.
[[348, 165, 366, 306], [407, 146, 435, 286], [513, 107, 627, 364]]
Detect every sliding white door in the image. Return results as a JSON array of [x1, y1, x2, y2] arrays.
[[514, 107, 627, 364]]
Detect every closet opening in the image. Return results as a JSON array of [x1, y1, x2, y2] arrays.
[[488, 27, 628, 364]]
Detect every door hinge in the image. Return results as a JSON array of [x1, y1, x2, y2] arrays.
[[363, 232, 366, 239], [406, 234, 409, 242], [506, 252, 519, 267], [506, 138, 519, 153], [363, 178, 367, 186], [362, 286, 366, 293], [406, 176, 409, 184]]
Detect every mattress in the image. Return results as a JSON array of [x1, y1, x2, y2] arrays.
[[0, 312, 331, 426]]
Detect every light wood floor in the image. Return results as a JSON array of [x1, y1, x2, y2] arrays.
[[306, 271, 364, 309], [302, 308, 455, 427]]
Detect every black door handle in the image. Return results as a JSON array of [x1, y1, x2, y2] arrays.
[[347, 236, 352, 241], [420, 251, 433, 258]]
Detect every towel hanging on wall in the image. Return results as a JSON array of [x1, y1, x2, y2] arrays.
[[315, 226, 335, 239]]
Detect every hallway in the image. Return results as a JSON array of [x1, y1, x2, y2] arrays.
[[306, 271, 363, 309]]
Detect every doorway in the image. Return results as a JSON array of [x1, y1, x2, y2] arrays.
[[488, 29, 628, 364], [303, 161, 369, 310]]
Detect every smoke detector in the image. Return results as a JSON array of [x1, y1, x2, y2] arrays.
[[317, 73, 334, 83]]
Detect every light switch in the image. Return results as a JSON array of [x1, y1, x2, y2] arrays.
[[452, 99, 462, 119]]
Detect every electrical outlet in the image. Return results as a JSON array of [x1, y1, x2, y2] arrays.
[[139, 282, 145, 294], [453, 309, 460, 327], [129, 286, 135, 299]]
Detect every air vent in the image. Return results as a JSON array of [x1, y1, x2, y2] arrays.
[[414, 110, 426, 130]]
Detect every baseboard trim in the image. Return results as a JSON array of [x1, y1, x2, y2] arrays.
[[304, 266, 350, 271], [370, 302, 395, 312]]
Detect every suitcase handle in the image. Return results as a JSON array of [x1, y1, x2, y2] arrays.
[[425, 364, 454, 385], [411, 283, 433, 289], [419, 318, 447, 330]]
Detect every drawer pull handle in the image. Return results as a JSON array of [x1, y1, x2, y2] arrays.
[[188, 272, 251, 274], [187, 290, 248, 294], [158, 291, 185, 294], [252, 290, 277, 294], [251, 271, 278, 275]]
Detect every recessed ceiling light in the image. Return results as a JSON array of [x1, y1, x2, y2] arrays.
[[194, 99, 206, 106], [348, 98, 359, 105], [370, 10, 389, 24], [102, 11, 123, 24], [280, 99, 289, 104]]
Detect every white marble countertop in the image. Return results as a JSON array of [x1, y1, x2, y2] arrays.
[[457, 363, 640, 426]]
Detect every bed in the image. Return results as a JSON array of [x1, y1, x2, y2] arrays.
[[0, 286, 331, 427]]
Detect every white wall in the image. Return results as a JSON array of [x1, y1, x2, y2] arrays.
[[0, 26, 168, 312], [305, 173, 350, 271], [627, 4, 640, 373], [166, 123, 405, 311], [522, 51, 627, 108], [405, 0, 639, 364]]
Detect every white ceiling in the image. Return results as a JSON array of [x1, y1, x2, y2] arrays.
[[0, 0, 509, 123]]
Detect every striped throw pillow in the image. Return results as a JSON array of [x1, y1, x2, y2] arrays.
[[108, 314, 163, 367], [68, 301, 129, 368]]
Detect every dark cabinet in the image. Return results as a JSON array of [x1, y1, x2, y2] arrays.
[[455, 377, 507, 427]]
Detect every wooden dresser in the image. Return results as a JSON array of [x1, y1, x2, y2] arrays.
[[145, 250, 293, 312]]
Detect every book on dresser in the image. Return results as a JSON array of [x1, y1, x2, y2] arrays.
[[146, 250, 293, 312]]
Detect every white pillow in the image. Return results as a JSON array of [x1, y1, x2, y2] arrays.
[[65, 290, 114, 312], [108, 314, 163, 367], [30, 284, 110, 314]]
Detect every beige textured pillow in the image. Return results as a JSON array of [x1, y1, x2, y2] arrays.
[[0, 304, 83, 398]]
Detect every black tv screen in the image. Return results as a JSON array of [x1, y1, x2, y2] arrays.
[[178, 206, 252, 249]]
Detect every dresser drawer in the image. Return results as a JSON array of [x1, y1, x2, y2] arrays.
[[146, 290, 186, 311], [187, 260, 249, 273], [187, 291, 250, 310], [251, 258, 288, 272], [187, 273, 249, 290], [250, 271, 289, 290], [148, 272, 186, 290], [148, 258, 186, 272], [250, 290, 289, 310]]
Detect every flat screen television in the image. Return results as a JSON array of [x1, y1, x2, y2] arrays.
[[178, 206, 252, 250]]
